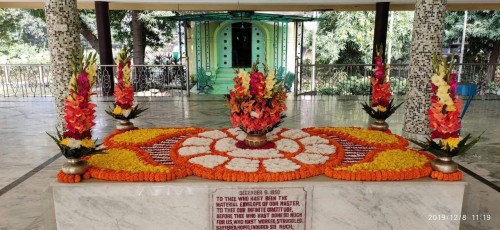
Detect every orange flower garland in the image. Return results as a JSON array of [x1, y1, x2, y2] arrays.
[[57, 170, 88, 183], [325, 149, 434, 181], [430, 170, 463, 181]]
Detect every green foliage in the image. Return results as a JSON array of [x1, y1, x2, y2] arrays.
[[46, 129, 104, 159], [317, 75, 407, 96], [105, 105, 149, 120], [316, 11, 375, 64], [361, 99, 403, 120], [0, 9, 47, 56], [315, 11, 414, 64], [409, 133, 482, 158], [444, 11, 500, 63], [318, 76, 371, 95], [110, 10, 176, 50]]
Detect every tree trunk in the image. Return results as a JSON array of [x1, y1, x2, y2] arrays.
[[132, 10, 145, 65], [131, 10, 146, 91], [487, 40, 500, 81], [79, 16, 99, 53]]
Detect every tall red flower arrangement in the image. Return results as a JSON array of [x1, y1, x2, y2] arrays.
[[228, 61, 287, 134], [362, 50, 402, 121], [47, 51, 102, 159], [106, 48, 147, 120], [410, 55, 480, 158], [428, 58, 462, 141]]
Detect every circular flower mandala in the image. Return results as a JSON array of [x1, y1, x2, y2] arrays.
[[170, 128, 345, 182]]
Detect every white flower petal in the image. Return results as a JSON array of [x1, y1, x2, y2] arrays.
[[199, 130, 227, 139], [263, 158, 300, 172], [189, 155, 228, 168], [305, 144, 336, 155], [122, 109, 131, 118], [293, 153, 329, 164], [67, 138, 81, 149], [182, 137, 213, 146], [266, 133, 279, 141], [281, 129, 310, 139], [300, 136, 329, 145], [236, 133, 247, 141], [227, 127, 244, 136], [225, 158, 260, 172], [215, 138, 238, 152], [178, 146, 211, 156], [275, 139, 300, 153], [228, 149, 283, 158], [270, 127, 283, 134]]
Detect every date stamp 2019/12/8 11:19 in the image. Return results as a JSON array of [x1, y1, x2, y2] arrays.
[[428, 214, 491, 221]]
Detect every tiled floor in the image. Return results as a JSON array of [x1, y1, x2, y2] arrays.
[[0, 95, 498, 229]]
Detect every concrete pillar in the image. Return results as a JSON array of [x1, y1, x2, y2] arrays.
[[372, 2, 390, 63], [403, 0, 447, 139], [45, 0, 81, 130], [95, 1, 114, 96]]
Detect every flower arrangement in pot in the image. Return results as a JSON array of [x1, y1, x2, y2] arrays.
[[361, 49, 403, 131], [410, 54, 481, 175], [227, 60, 287, 148], [47, 50, 104, 175], [105, 48, 148, 131]]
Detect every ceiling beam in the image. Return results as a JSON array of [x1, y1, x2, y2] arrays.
[[0, 2, 499, 11]]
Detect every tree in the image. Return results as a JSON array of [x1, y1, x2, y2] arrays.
[[0, 9, 47, 55], [28, 9, 176, 64], [316, 11, 375, 64], [110, 10, 176, 65], [315, 11, 414, 64], [444, 11, 500, 81]]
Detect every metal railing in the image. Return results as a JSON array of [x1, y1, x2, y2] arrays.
[[297, 63, 500, 96], [0, 64, 189, 97], [2, 63, 499, 97]]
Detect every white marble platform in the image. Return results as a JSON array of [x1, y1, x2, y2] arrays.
[[44, 175, 467, 230]]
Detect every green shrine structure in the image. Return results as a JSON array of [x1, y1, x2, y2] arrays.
[[167, 11, 316, 94]]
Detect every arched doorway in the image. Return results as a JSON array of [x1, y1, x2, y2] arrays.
[[217, 22, 266, 69]]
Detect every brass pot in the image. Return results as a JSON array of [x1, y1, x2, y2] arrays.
[[116, 119, 135, 131], [370, 119, 389, 131], [431, 156, 458, 173], [62, 158, 89, 175], [244, 133, 268, 148]]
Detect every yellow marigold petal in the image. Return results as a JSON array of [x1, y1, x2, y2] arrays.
[[337, 149, 429, 172], [322, 127, 400, 145], [88, 148, 170, 173], [110, 128, 196, 145]]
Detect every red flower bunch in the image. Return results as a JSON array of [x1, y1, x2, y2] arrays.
[[64, 53, 98, 139], [114, 49, 133, 110], [228, 62, 287, 134], [106, 48, 148, 120], [371, 53, 391, 109], [429, 59, 462, 140], [410, 55, 481, 158]]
